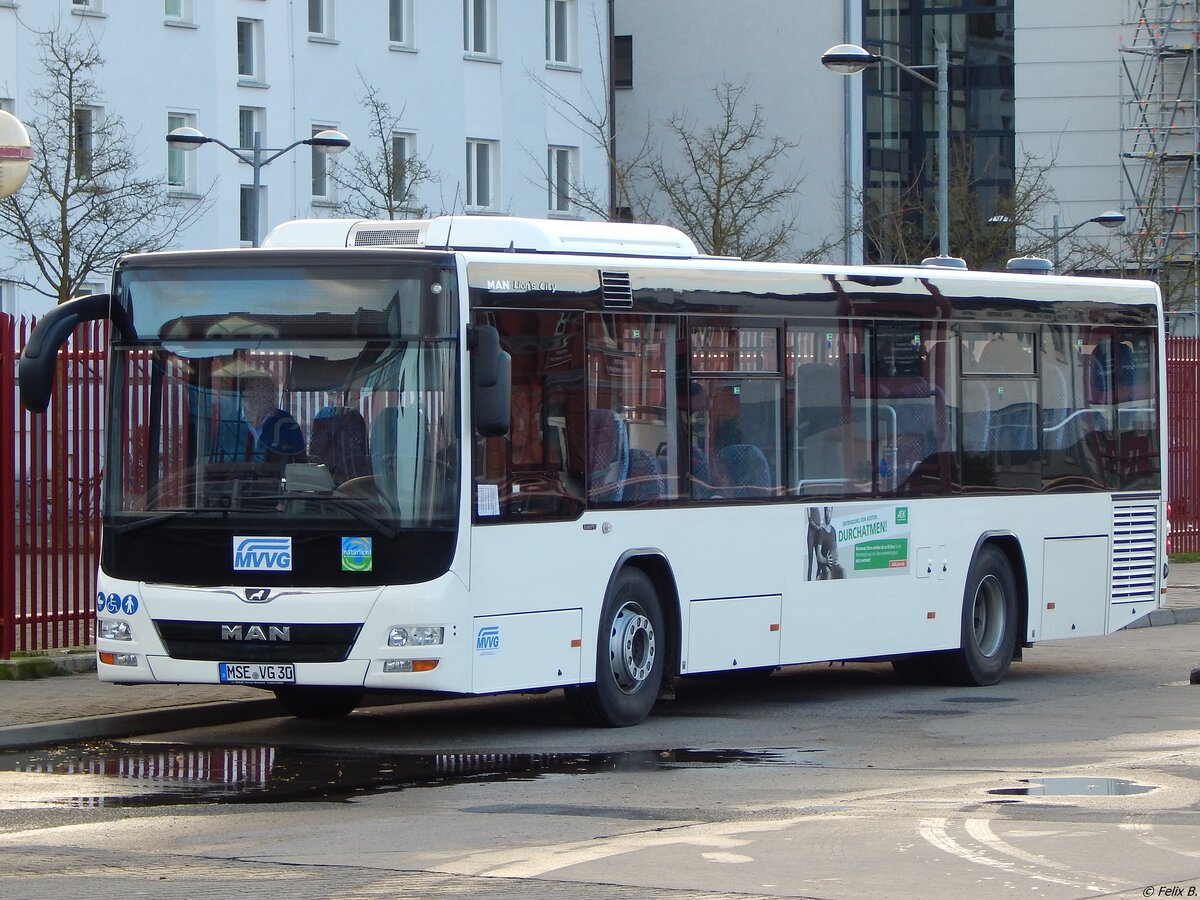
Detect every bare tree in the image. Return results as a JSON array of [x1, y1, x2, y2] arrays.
[[330, 74, 439, 220], [641, 82, 805, 260], [862, 146, 1057, 270], [0, 26, 208, 304]]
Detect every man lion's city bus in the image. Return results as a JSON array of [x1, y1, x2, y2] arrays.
[[19, 216, 1168, 726]]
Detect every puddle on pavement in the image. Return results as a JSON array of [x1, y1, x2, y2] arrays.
[[0, 744, 824, 808], [989, 777, 1156, 798]]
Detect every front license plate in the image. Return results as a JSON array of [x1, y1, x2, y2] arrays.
[[219, 662, 296, 684]]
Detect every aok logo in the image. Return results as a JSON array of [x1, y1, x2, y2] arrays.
[[475, 625, 500, 651], [233, 536, 293, 572]]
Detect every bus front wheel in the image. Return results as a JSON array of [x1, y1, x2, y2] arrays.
[[273, 686, 363, 719], [567, 567, 665, 727], [935, 544, 1018, 686]]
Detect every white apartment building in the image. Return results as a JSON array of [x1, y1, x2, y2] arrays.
[[0, 0, 611, 318]]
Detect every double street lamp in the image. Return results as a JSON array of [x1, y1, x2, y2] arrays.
[[166, 126, 350, 247], [987, 210, 1126, 274], [822, 41, 954, 263]]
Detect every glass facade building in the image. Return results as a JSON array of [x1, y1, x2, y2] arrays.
[[862, 1, 1015, 262]]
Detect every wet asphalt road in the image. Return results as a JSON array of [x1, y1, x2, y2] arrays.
[[2, 623, 1200, 899]]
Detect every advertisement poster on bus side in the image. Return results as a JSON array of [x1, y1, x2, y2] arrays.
[[804, 505, 910, 581]]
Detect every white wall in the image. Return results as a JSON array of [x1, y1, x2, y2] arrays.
[[0, 0, 611, 318], [614, 0, 850, 262], [1014, 0, 1124, 254]]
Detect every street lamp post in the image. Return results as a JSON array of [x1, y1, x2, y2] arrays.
[[822, 41, 954, 263], [166, 126, 350, 247], [0, 110, 33, 200], [987, 211, 1126, 274]]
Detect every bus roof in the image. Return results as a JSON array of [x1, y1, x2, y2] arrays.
[[261, 216, 701, 258]]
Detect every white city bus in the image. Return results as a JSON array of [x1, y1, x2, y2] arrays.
[[20, 216, 1168, 726]]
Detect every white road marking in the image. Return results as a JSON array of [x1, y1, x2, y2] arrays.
[[918, 818, 1100, 889]]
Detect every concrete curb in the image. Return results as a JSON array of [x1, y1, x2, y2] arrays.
[[1123, 606, 1200, 629], [0, 651, 96, 681], [0, 698, 284, 751]]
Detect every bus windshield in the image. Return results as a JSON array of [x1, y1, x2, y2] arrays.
[[109, 261, 460, 539]]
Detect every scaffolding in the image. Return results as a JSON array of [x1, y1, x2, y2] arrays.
[[1121, 0, 1200, 327]]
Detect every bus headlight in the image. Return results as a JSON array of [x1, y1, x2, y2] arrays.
[[99, 619, 133, 641], [388, 626, 444, 647]]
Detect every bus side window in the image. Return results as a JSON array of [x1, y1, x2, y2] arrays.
[[587, 314, 677, 505], [786, 323, 871, 498], [691, 321, 783, 501], [874, 323, 951, 495], [473, 310, 586, 521]]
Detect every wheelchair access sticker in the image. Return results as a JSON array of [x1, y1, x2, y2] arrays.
[[96, 592, 138, 615]]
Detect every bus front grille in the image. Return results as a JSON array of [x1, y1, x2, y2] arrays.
[[153, 620, 362, 663]]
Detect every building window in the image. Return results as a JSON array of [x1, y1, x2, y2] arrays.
[[237, 18, 264, 81], [164, 0, 194, 24], [311, 124, 336, 201], [613, 35, 632, 88], [240, 185, 263, 245], [465, 139, 495, 209], [463, 0, 495, 56], [389, 0, 413, 46], [546, 0, 574, 65], [167, 111, 198, 192], [72, 0, 104, 15], [239, 107, 264, 150], [0, 281, 14, 318], [308, 0, 334, 40], [547, 146, 574, 214], [73, 106, 99, 179], [391, 133, 414, 204]]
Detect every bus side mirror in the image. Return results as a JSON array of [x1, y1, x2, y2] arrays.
[[19, 293, 116, 413], [469, 324, 511, 437]]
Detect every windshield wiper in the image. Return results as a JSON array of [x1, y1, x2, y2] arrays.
[[110, 508, 223, 535], [208, 491, 401, 539], [109, 495, 399, 539]]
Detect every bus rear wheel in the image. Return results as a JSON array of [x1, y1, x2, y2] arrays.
[[273, 686, 363, 719], [934, 544, 1018, 687], [567, 567, 665, 727]]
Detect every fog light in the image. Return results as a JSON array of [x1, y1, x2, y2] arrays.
[[99, 619, 132, 641], [98, 651, 138, 667], [388, 625, 444, 647], [382, 658, 439, 673]]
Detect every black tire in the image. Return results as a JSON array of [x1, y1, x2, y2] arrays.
[[567, 567, 665, 727], [934, 544, 1018, 686], [273, 686, 363, 720]]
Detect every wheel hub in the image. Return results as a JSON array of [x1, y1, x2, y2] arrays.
[[608, 601, 656, 694], [972, 573, 1005, 657]]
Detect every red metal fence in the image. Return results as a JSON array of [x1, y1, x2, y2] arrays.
[[3, 319, 1200, 657], [1166, 336, 1200, 554], [2, 315, 106, 659]]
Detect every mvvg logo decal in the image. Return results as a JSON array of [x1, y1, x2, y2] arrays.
[[475, 625, 500, 652], [233, 536, 293, 572]]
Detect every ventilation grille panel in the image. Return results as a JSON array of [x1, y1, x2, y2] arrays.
[[1111, 499, 1159, 602], [600, 271, 633, 308], [353, 228, 422, 247]]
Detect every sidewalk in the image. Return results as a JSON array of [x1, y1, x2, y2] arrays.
[[2, 565, 1198, 750]]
